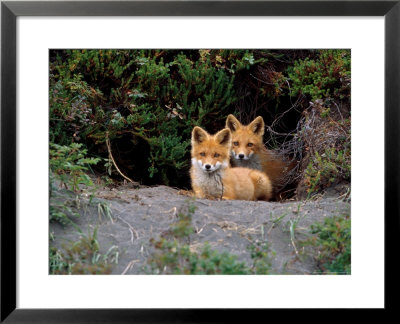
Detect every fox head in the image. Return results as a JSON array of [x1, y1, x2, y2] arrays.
[[225, 114, 265, 161], [191, 126, 231, 173]]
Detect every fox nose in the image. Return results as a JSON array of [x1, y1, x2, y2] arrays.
[[205, 164, 211, 170], [238, 154, 245, 159]]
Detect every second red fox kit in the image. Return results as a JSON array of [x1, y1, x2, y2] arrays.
[[190, 126, 272, 201], [225, 114, 295, 196]]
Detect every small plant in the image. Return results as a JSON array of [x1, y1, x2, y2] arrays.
[[148, 237, 252, 275], [49, 246, 69, 274], [97, 201, 114, 223], [168, 202, 197, 240], [190, 243, 250, 275], [304, 146, 351, 198], [247, 240, 273, 274], [287, 49, 351, 101], [49, 203, 80, 228], [147, 200, 272, 275], [294, 99, 351, 198], [49, 227, 119, 275], [303, 213, 351, 274], [50, 142, 101, 192], [101, 175, 114, 187]]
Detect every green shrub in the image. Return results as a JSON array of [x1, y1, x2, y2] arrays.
[[304, 144, 351, 198], [50, 50, 256, 186], [305, 214, 351, 274], [49, 142, 100, 192], [287, 49, 351, 101], [49, 72, 104, 145]]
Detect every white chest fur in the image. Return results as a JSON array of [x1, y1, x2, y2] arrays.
[[191, 163, 224, 198]]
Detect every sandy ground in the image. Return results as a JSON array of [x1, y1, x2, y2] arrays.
[[50, 184, 350, 275]]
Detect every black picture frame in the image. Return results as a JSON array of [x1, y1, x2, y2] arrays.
[[1, 0, 398, 322]]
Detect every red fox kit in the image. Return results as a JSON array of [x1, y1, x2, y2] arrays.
[[225, 114, 295, 197], [190, 126, 272, 201]]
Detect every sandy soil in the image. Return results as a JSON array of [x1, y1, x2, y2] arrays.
[[50, 184, 350, 275]]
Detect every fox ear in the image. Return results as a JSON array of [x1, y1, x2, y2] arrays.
[[249, 116, 265, 136], [225, 114, 241, 132], [192, 126, 209, 144], [215, 128, 232, 147]]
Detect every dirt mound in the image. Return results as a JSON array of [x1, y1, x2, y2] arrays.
[[50, 184, 350, 275]]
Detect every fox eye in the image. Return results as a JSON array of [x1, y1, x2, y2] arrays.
[[247, 143, 253, 147], [200, 152, 205, 156], [233, 142, 239, 146], [214, 153, 220, 158]]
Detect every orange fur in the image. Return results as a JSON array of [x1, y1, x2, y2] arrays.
[[226, 114, 296, 196], [190, 126, 272, 201]]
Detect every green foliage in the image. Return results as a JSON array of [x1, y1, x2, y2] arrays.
[[287, 49, 350, 101], [49, 202, 80, 227], [49, 142, 100, 192], [49, 227, 119, 275], [169, 202, 197, 239], [49, 246, 69, 274], [49, 72, 103, 145], [304, 144, 351, 197], [147, 200, 272, 274], [50, 49, 351, 194], [305, 214, 351, 274], [50, 50, 256, 186], [148, 239, 250, 275], [48, 141, 105, 229], [247, 240, 273, 274]]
